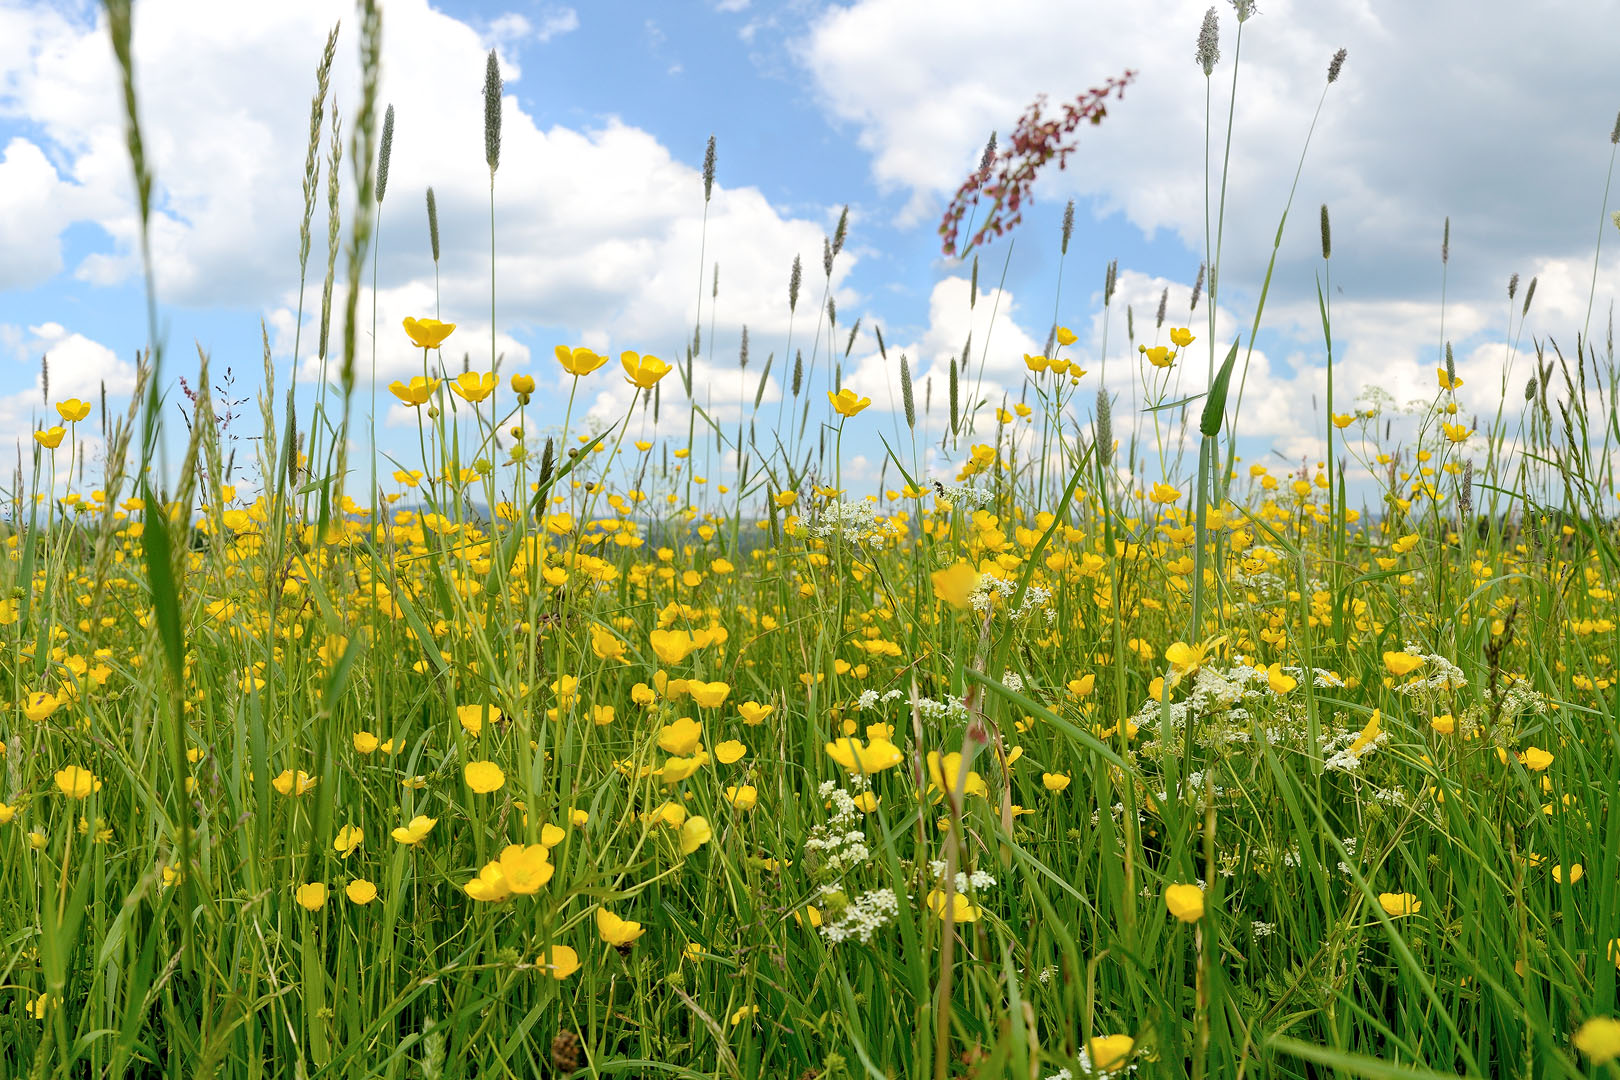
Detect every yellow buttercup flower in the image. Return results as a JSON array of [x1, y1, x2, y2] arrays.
[[621, 350, 672, 388], [1574, 1017, 1620, 1063], [295, 882, 328, 911], [345, 879, 378, 904], [464, 760, 506, 793], [403, 316, 456, 349], [556, 345, 608, 376], [1164, 883, 1205, 922], [925, 889, 980, 922], [542, 944, 580, 979], [1378, 892, 1421, 918], [54, 765, 101, 799], [931, 561, 982, 610], [825, 736, 903, 774], [597, 907, 646, 946], [828, 388, 872, 417], [34, 426, 66, 449], [448, 371, 498, 403], [388, 376, 441, 407], [55, 398, 91, 422], [391, 815, 438, 845], [1168, 327, 1195, 347]]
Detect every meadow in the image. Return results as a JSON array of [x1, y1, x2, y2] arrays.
[[6, 2, 1620, 1078]]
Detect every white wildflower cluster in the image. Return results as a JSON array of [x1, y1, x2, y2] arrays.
[[856, 688, 908, 711], [928, 860, 996, 893], [820, 887, 900, 944], [804, 499, 900, 547], [1334, 836, 1358, 877], [939, 484, 993, 509], [1499, 681, 1548, 718], [913, 695, 969, 723], [1393, 648, 1467, 696], [1037, 964, 1058, 985], [969, 572, 1017, 614], [1251, 921, 1275, 938], [805, 779, 871, 874], [1002, 671, 1025, 693], [969, 573, 1055, 623], [1321, 724, 1387, 774]]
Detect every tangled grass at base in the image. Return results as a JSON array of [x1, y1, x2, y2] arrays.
[[9, 6, 1620, 1080]]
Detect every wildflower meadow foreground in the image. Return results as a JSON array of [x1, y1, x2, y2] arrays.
[[6, 3, 1620, 1078]]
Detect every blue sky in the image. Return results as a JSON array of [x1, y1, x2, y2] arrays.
[[2, 0, 1618, 504]]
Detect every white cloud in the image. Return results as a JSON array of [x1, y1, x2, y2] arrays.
[[0, 0, 847, 416], [801, 0, 1620, 304], [0, 321, 134, 463], [534, 8, 580, 44]]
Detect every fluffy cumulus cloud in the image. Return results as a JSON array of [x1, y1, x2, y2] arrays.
[[802, 0, 1620, 468], [0, 0, 851, 420], [0, 321, 136, 466]]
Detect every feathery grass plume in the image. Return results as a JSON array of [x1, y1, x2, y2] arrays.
[[1155, 287, 1168, 328], [712, 262, 719, 300], [1231, 0, 1256, 22], [949, 352, 960, 433], [335, 0, 382, 510], [426, 186, 440, 262], [960, 332, 972, 372], [317, 105, 343, 361], [1441, 217, 1450, 264], [1508, 272, 1519, 301], [1104, 259, 1118, 305], [925, 375, 933, 413], [1445, 342, 1455, 387], [538, 436, 555, 491], [1196, 7, 1220, 74], [299, 25, 339, 296], [1612, 209, 1620, 232], [791, 349, 804, 396], [1460, 459, 1473, 522], [875, 324, 887, 359], [1126, 305, 1135, 345], [970, 255, 979, 308], [827, 296, 837, 331], [1061, 199, 1076, 255], [978, 132, 997, 183], [653, 381, 660, 422], [900, 354, 915, 429], [789, 254, 802, 313], [1522, 275, 1538, 318], [692, 325, 701, 362], [702, 134, 716, 202], [100, 379, 108, 444], [1190, 262, 1205, 311], [1095, 389, 1112, 463], [376, 103, 395, 203], [753, 352, 773, 408], [483, 49, 503, 173], [822, 236, 833, 279], [739, 325, 749, 369], [1611, 109, 1620, 145], [1327, 47, 1347, 83], [40, 355, 48, 403], [1043, 325, 1056, 360], [844, 317, 861, 357], [1319, 203, 1331, 259], [257, 322, 276, 477], [832, 204, 850, 256]]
